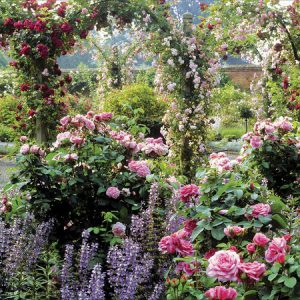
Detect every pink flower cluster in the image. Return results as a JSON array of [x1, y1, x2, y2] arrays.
[[205, 286, 237, 300], [138, 137, 168, 156], [250, 203, 271, 218], [179, 184, 199, 203], [209, 152, 238, 172], [110, 131, 139, 153], [106, 187, 121, 199], [20, 144, 45, 158], [128, 160, 151, 177], [159, 229, 194, 256], [206, 250, 266, 282]]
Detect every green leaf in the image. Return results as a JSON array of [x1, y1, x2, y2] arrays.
[[272, 214, 288, 229], [268, 273, 277, 281], [284, 277, 297, 288], [235, 189, 243, 199], [244, 290, 257, 297], [191, 223, 204, 241], [211, 226, 225, 240]]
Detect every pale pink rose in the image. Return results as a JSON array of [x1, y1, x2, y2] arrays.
[[265, 124, 275, 134], [250, 136, 263, 149], [250, 203, 271, 218], [224, 226, 245, 237], [128, 160, 151, 177], [204, 286, 237, 300], [253, 233, 270, 247], [106, 187, 121, 199], [94, 112, 113, 122], [175, 261, 199, 276], [56, 131, 71, 142], [20, 144, 30, 155], [206, 250, 241, 282], [112, 222, 126, 237], [19, 136, 28, 143], [247, 243, 256, 254], [159, 230, 194, 256], [30, 145, 40, 154], [238, 261, 266, 281], [84, 119, 95, 131], [179, 184, 199, 202], [265, 237, 287, 263], [60, 116, 70, 127], [70, 135, 85, 146], [276, 117, 293, 132]]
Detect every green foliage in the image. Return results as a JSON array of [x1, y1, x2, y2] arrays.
[[104, 83, 167, 134], [0, 95, 19, 126], [0, 124, 16, 142]]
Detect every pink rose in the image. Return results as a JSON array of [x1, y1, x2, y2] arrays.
[[204, 286, 237, 300], [84, 118, 95, 131], [94, 112, 113, 122], [265, 125, 275, 134], [253, 233, 270, 247], [19, 136, 28, 143], [20, 144, 30, 155], [183, 219, 197, 235], [275, 117, 293, 132], [247, 243, 256, 254], [179, 184, 199, 202], [106, 187, 121, 199], [238, 261, 266, 281], [175, 261, 199, 276], [265, 237, 287, 263], [60, 116, 70, 127], [206, 250, 241, 282], [112, 222, 126, 237], [70, 136, 85, 146], [30, 145, 40, 154], [128, 160, 151, 177], [224, 226, 245, 237], [250, 203, 271, 218], [250, 136, 263, 149], [159, 230, 194, 257]]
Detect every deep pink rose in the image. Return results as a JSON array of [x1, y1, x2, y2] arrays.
[[204, 248, 217, 259], [206, 250, 241, 282], [253, 233, 270, 247], [224, 226, 245, 237], [250, 203, 271, 218], [112, 222, 126, 237], [175, 261, 199, 276], [265, 237, 287, 263], [106, 187, 121, 199], [204, 286, 238, 300], [250, 136, 263, 149], [238, 261, 266, 281], [247, 243, 256, 254], [183, 219, 197, 234], [179, 184, 199, 202], [159, 230, 194, 256]]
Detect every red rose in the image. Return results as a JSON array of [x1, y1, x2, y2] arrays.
[[183, 219, 197, 234], [60, 22, 73, 34], [34, 20, 47, 32], [37, 43, 49, 59], [14, 21, 24, 30], [19, 43, 31, 56], [20, 83, 30, 92], [80, 31, 88, 39]]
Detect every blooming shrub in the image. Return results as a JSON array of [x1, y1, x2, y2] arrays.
[[8, 112, 168, 244], [241, 117, 300, 197]]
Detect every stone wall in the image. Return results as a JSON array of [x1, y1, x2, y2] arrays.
[[222, 65, 263, 90]]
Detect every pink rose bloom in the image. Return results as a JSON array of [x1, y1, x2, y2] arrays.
[[250, 136, 263, 149], [253, 233, 270, 247], [30, 145, 40, 154], [206, 250, 241, 282], [204, 286, 237, 300], [60, 116, 70, 127], [265, 124, 275, 135], [84, 118, 95, 131], [247, 243, 256, 254], [20, 144, 30, 155], [128, 160, 151, 177], [175, 261, 199, 276], [112, 222, 126, 237], [106, 187, 121, 199], [19, 136, 28, 143], [265, 237, 287, 263], [159, 229, 194, 256], [224, 226, 245, 237], [204, 248, 217, 260], [70, 135, 85, 146], [275, 117, 293, 132], [250, 203, 271, 218], [238, 261, 266, 281], [179, 184, 199, 202], [184, 219, 197, 235], [94, 112, 113, 122]]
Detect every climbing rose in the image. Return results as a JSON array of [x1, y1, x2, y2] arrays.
[[238, 262, 266, 281], [250, 203, 271, 218], [204, 286, 237, 300], [106, 187, 121, 199], [224, 226, 245, 237], [265, 237, 287, 263], [253, 233, 270, 247], [206, 250, 240, 282], [36, 43, 49, 59], [112, 222, 126, 237], [159, 229, 194, 256], [179, 184, 199, 202]]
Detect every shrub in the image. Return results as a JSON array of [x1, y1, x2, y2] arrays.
[[0, 95, 19, 126], [103, 83, 168, 136], [0, 124, 17, 142]]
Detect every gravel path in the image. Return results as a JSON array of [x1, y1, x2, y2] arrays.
[[0, 157, 16, 188]]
